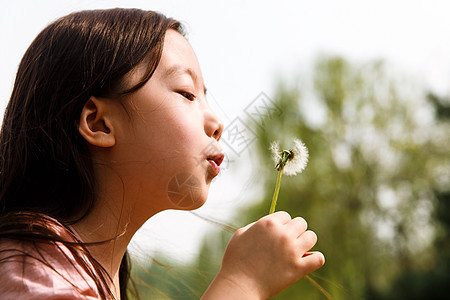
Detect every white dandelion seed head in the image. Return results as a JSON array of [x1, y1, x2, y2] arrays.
[[283, 138, 309, 176], [270, 141, 281, 164]]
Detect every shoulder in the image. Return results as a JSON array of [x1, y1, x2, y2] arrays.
[[0, 238, 101, 299]]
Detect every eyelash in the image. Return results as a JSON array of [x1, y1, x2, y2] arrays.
[[178, 91, 196, 101]]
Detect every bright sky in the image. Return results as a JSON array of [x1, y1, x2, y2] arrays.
[[1, 0, 450, 263]]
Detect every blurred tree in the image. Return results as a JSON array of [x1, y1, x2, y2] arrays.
[[428, 93, 450, 120], [368, 191, 450, 300], [131, 57, 450, 299], [368, 94, 450, 300]]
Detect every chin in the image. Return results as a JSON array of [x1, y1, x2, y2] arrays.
[[170, 195, 207, 211], [166, 172, 209, 210]]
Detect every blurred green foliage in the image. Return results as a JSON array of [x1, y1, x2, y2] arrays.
[[130, 56, 450, 299]]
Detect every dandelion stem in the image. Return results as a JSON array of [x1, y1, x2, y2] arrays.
[[269, 166, 284, 214]]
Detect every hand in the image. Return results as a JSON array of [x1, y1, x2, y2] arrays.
[[202, 211, 325, 299]]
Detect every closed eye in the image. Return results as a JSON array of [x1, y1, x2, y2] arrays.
[[178, 91, 196, 101]]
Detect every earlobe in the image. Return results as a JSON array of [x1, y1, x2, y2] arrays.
[[78, 97, 116, 148]]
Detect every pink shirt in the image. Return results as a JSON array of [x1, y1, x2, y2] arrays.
[[0, 238, 102, 299]]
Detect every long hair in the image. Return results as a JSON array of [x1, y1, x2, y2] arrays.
[[0, 8, 182, 299]]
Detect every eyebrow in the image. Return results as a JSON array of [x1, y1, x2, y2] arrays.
[[163, 65, 207, 95]]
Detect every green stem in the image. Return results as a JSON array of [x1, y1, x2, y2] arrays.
[[269, 166, 284, 214]]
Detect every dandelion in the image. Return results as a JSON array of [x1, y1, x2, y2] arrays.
[[269, 138, 309, 214]]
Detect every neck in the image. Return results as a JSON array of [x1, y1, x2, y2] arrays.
[[71, 164, 165, 298]]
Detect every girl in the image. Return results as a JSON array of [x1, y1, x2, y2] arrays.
[[0, 8, 324, 299]]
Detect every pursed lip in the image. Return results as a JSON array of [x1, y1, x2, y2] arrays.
[[207, 153, 224, 167], [206, 153, 224, 177]]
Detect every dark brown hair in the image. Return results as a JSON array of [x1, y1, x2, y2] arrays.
[[0, 8, 182, 299]]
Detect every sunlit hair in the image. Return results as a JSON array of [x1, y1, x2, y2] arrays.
[[0, 8, 182, 299]]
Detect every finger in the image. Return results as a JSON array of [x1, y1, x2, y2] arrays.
[[237, 221, 256, 234], [237, 211, 291, 235], [259, 211, 292, 224], [299, 252, 325, 275], [286, 217, 308, 237], [297, 230, 318, 254]]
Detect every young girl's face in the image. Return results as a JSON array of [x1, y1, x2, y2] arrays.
[[110, 29, 223, 213]]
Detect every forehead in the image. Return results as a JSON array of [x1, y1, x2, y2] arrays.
[[120, 30, 204, 93], [157, 30, 203, 80]]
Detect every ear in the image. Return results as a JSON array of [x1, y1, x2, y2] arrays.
[[78, 97, 116, 148]]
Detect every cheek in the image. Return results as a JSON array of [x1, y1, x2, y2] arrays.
[[152, 115, 211, 210], [126, 111, 199, 171], [117, 104, 210, 209], [153, 107, 203, 155]]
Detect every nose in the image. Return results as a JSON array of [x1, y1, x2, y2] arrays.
[[204, 105, 223, 141]]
